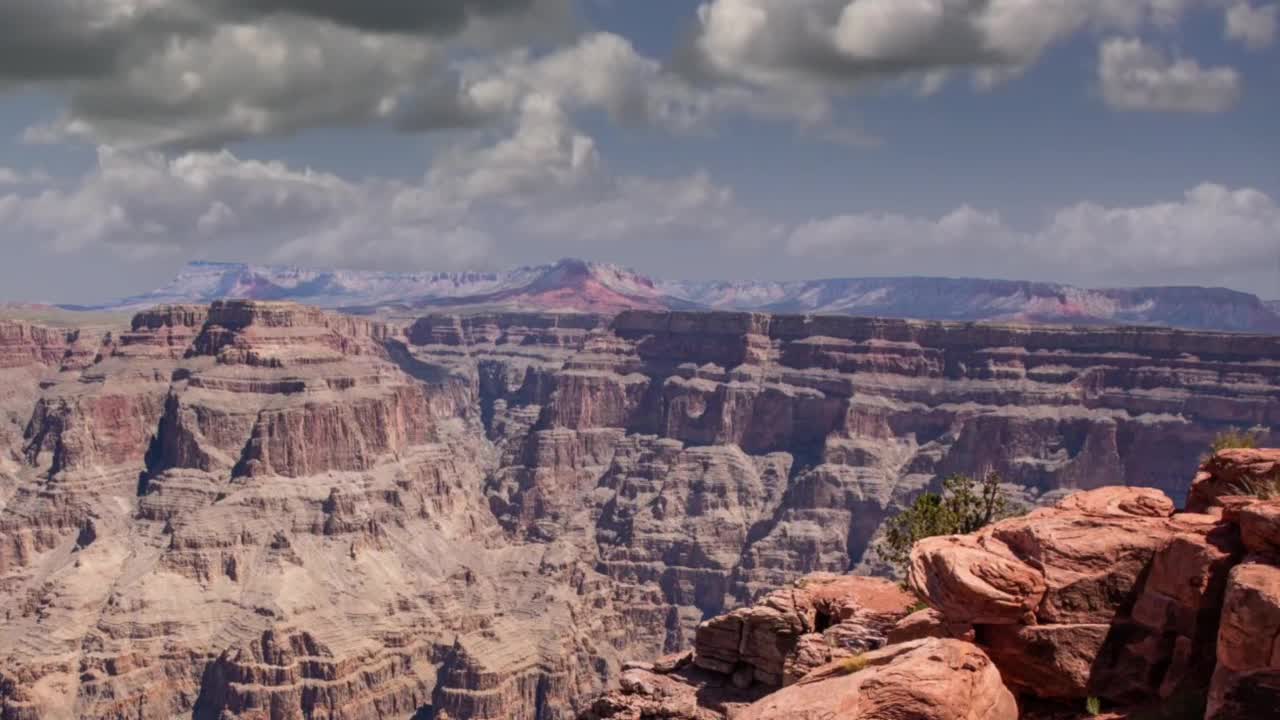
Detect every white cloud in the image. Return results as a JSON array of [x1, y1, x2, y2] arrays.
[[1226, 2, 1279, 49], [786, 184, 1280, 289], [396, 32, 833, 137], [1098, 37, 1241, 113], [0, 168, 50, 185], [682, 0, 1208, 93], [2, 0, 577, 148], [41, 17, 442, 149], [0, 105, 772, 272]]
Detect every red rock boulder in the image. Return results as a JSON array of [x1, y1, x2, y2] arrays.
[[692, 574, 916, 686], [1187, 449, 1280, 513], [736, 638, 1018, 720], [910, 487, 1240, 704], [1206, 558, 1280, 719]]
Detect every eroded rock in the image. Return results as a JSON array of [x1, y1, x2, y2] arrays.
[[736, 638, 1018, 720]]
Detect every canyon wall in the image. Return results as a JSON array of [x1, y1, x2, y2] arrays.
[[0, 305, 1277, 719]]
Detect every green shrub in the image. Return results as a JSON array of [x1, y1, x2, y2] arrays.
[[876, 472, 1025, 577], [1086, 696, 1102, 717]]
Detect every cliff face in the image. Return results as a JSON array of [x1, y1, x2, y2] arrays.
[[0, 305, 1277, 719]]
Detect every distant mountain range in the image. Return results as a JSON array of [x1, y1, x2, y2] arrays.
[[67, 258, 1280, 333]]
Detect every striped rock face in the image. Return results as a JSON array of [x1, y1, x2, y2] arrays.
[[1, 305, 1279, 719]]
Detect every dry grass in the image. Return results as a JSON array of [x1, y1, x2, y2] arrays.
[[838, 654, 869, 675], [1210, 428, 1264, 453], [1231, 472, 1280, 500]]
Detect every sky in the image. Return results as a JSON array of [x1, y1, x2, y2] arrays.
[[0, 0, 1277, 304]]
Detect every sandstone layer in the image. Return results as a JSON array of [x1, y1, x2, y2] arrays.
[[1, 306, 1277, 719]]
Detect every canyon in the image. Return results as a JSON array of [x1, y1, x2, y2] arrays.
[[0, 301, 1278, 719]]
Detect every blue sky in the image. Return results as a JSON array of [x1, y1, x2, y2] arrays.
[[0, 0, 1276, 303]]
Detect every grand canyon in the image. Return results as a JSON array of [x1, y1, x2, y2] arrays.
[[6, 1, 1279, 717], [1, 290, 1277, 719]]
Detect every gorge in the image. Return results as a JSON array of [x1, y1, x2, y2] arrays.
[[1, 301, 1277, 719]]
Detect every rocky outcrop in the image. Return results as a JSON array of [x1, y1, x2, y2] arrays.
[[908, 485, 1241, 704], [1187, 448, 1280, 512], [590, 454, 1280, 720], [585, 581, 1009, 720], [2, 305, 1279, 720], [0, 319, 104, 371], [1207, 559, 1280, 719], [736, 639, 1017, 720], [690, 575, 915, 686]]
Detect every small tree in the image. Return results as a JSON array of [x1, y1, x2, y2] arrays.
[[877, 472, 1023, 577]]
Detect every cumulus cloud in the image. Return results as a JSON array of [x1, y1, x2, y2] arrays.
[[0, 105, 770, 272], [394, 31, 831, 137], [1225, 2, 1279, 49], [1, 0, 577, 147], [679, 0, 1206, 93], [0, 168, 51, 186], [787, 184, 1280, 290], [43, 18, 443, 149], [6, 0, 829, 149], [212, 0, 563, 35], [0, 0, 566, 84], [1098, 37, 1241, 113]]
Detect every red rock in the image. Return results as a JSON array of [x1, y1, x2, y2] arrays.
[[1187, 449, 1280, 513], [735, 639, 1018, 720], [886, 608, 975, 644], [1130, 524, 1240, 638], [1054, 485, 1174, 518], [1237, 500, 1280, 557], [982, 623, 1110, 699], [692, 574, 915, 686], [908, 533, 1046, 625], [1213, 559, 1280, 674], [1207, 558, 1280, 719], [990, 491, 1185, 625], [909, 487, 1244, 704]]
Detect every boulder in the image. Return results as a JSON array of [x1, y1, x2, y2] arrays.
[[1237, 500, 1280, 557], [736, 639, 1018, 720], [908, 534, 1046, 625], [1206, 558, 1280, 719], [886, 608, 975, 644], [981, 623, 1110, 699], [692, 574, 915, 686], [910, 487, 1242, 704], [1186, 449, 1280, 513], [579, 666, 737, 720], [1213, 559, 1280, 675]]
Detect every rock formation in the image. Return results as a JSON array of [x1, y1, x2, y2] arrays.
[[0, 304, 1278, 719], [588, 453, 1280, 720]]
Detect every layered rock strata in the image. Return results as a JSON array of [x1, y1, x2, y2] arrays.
[[0, 306, 1277, 719]]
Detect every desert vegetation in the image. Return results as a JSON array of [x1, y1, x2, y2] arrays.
[[876, 472, 1025, 576]]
